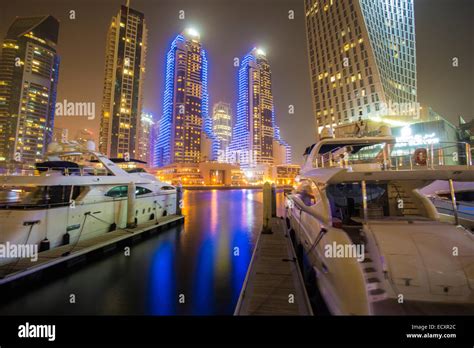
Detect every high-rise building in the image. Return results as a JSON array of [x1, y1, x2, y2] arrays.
[[212, 102, 232, 154], [228, 48, 291, 168], [304, 0, 417, 131], [52, 127, 68, 143], [99, 3, 147, 159], [138, 111, 153, 165], [154, 28, 218, 167], [0, 15, 60, 163]]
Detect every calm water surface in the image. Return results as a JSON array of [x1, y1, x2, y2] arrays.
[[0, 189, 285, 315]]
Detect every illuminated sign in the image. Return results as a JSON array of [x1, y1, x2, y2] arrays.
[[395, 126, 439, 147]]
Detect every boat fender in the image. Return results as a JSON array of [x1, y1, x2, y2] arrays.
[[39, 238, 50, 252]]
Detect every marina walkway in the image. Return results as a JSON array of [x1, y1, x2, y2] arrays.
[[234, 217, 313, 315]]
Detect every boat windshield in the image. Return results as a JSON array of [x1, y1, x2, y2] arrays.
[[326, 183, 388, 223], [0, 185, 85, 209], [325, 181, 429, 224]]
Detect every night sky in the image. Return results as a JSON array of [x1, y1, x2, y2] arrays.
[[0, 0, 472, 164]]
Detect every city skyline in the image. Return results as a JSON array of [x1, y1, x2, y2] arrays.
[[0, 0, 472, 164]]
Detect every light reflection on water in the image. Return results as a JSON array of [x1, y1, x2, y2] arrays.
[[0, 189, 279, 315]]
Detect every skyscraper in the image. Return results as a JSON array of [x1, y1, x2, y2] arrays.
[[228, 48, 291, 168], [138, 111, 154, 165], [154, 28, 218, 167], [99, 3, 147, 159], [0, 15, 60, 163], [212, 102, 232, 154], [304, 0, 417, 130]]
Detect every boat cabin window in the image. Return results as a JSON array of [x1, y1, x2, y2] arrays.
[[136, 187, 152, 195], [105, 186, 152, 198], [125, 168, 147, 173], [0, 186, 86, 208], [161, 186, 175, 191], [313, 142, 386, 168]]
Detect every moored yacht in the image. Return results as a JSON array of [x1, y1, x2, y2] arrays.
[[0, 141, 178, 266], [286, 126, 474, 315]]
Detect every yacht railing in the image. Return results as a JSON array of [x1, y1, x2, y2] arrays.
[[313, 141, 472, 171]]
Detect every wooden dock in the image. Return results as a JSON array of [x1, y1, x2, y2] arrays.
[[234, 217, 313, 316], [0, 215, 184, 287]]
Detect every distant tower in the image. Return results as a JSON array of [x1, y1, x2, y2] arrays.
[[0, 16, 60, 163], [99, 3, 147, 159], [304, 0, 417, 130], [228, 48, 291, 167], [74, 128, 94, 145], [138, 111, 154, 165], [155, 29, 218, 167], [212, 102, 232, 154]]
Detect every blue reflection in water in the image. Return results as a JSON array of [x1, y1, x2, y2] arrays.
[[193, 237, 215, 315], [149, 240, 177, 315], [231, 190, 253, 305], [231, 227, 251, 306]]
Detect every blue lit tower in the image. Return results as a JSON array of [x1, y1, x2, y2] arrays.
[[228, 48, 291, 167], [155, 29, 218, 167]]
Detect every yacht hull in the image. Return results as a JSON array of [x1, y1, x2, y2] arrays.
[[0, 192, 176, 266]]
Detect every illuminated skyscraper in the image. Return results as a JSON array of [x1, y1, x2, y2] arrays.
[[0, 15, 60, 163], [99, 4, 147, 159], [228, 48, 291, 167], [304, 0, 417, 130], [212, 102, 232, 153], [155, 29, 218, 167], [138, 111, 154, 165]]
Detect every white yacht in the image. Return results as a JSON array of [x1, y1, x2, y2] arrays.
[[286, 126, 474, 315], [0, 141, 178, 266]]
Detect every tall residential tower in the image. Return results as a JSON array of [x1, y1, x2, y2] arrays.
[[0, 16, 60, 163], [154, 29, 218, 167], [304, 0, 417, 130], [212, 102, 232, 155], [228, 48, 291, 168], [99, 4, 147, 159], [138, 111, 154, 165]]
